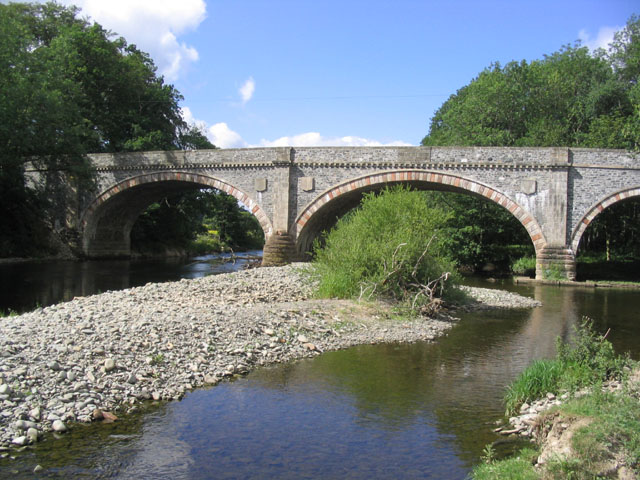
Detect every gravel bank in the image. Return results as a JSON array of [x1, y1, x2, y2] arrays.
[[0, 264, 539, 450]]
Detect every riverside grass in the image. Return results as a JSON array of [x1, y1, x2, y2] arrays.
[[504, 318, 630, 416]]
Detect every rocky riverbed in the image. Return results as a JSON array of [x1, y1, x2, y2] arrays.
[[0, 264, 540, 451]]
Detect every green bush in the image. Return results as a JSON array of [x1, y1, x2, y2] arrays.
[[312, 186, 459, 314], [555, 318, 629, 390], [543, 262, 566, 281], [189, 234, 224, 254]]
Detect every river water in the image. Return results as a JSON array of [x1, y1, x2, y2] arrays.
[[1, 257, 639, 479]]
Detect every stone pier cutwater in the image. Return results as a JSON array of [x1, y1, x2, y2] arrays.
[[25, 146, 640, 279]]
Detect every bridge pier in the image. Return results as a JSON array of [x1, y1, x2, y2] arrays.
[[261, 231, 298, 266], [536, 246, 576, 281]]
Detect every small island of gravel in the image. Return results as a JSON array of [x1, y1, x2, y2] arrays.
[[0, 263, 540, 449]]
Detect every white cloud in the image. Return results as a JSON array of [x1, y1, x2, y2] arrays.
[[259, 132, 412, 147], [181, 108, 412, 148], [578, 25, 620, 52], [54, 0, 206, 81], [208, 123, 249, 149], [181, 106, 208, 130], [239, 77, 256, 105]]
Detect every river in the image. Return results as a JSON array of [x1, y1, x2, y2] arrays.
[[0, 256, 638, 478]]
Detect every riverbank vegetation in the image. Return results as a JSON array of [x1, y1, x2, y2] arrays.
[[311, 186, 460, 315], [473, 320, 639, 479], [130, 189, 264, 256]]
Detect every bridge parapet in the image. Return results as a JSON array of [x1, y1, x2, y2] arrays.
[[87, 147, 293, 170], [570, 148, 640, 167], [85, 146, 598, 170]]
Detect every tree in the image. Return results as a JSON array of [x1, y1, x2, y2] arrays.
[[421, 45, 630, 148], [130, 189, 264, 254], [0, 2, 212, 256], [422, 192, 534, 272]]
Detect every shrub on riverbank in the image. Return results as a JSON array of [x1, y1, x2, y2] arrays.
[[311, 186, 459, 315]]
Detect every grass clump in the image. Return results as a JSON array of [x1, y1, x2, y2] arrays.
[[512, 255, 536, 277], [472, 447, 539, 480], [505, 318, 631, 416], [312, 186, 459, 315], [504, 359, 564, 415]]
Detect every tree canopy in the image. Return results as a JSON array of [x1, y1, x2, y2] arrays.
[[0, 2, 213, 256], [422, 15, 640, 150]]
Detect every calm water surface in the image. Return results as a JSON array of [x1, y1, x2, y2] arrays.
[[0, 251, 262, 314], [1, 262, 639, 479]]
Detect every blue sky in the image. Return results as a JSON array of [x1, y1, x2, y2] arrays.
[[24, 1, 640, 147]]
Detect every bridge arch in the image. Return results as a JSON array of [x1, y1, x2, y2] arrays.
[[81, 172, 272, 258], [571, 186, 640, 253], [294, 169, 546, 257]]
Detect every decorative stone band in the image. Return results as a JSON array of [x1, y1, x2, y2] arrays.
[[81, 171, 273, 238], [571, 186, 640, 253], [294, 169, 547, 253]]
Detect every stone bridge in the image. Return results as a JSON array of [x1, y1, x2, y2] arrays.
[[27, 146, 640, 279]]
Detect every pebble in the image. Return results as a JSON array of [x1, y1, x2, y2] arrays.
[[104, 359, 116, 372], [0, 263, 537, 451], [51, 420, 67, 432]]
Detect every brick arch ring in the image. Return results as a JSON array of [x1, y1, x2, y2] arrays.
[[295, 169, 546, 253], [571, 185, 640, 253], [82, 171, 273, 237]]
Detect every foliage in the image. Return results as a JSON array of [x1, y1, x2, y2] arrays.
[[504, 318, 631, 416], [422, 15, 640, 149], [130, 189, 264, 254], [555, 319, 630, 388], [0, 2, 213, 257], [312, 186, 458, 314], [422, 192, 534, 272], [512, 256, 537, 277], [542, 262, 566, 281], [577, 199, 640, 261], [0, 309, 19, 318], [471, 448, 539, 480], [189, 234, 225, 255]]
